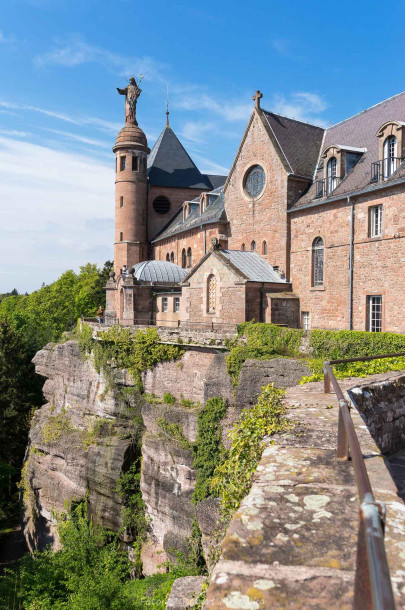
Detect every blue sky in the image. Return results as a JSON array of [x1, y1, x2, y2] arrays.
[[0, 0, 403, 292]]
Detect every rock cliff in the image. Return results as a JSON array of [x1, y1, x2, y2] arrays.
[[24, 338, 309, 576]]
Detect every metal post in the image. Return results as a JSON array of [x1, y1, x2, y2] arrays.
[[337, 406, 349, 459], [324, 362, 331, 393], [354, 516, 373, 610]]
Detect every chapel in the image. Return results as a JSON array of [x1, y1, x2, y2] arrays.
[[105, 81, 405, 334]]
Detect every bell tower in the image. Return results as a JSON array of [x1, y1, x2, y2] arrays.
[[113, 77, 150, 276]]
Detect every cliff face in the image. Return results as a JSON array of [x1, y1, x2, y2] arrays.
[[25, 341, 235, 570], [25, 341, 136, 553], [25, 339, 309, 574]]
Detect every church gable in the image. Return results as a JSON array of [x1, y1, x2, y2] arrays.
[[223, 107, 291, 274]]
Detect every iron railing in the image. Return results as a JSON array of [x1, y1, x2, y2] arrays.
[[82, 317, 237, 331], [370, 157, 403, 182], [323, 352, 405, 609], [314, 176, 340, 198]]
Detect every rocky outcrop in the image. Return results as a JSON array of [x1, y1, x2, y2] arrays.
[[26, 339, 315, 577], [166, 576, 205, 609], [25, 340, 137, 553]]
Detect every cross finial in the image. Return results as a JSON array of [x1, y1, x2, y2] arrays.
[[166, 84, 170, 127], [253, 90, 263, 110]]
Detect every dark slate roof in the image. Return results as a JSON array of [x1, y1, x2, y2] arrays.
[[205, 174, 227, 189], [292, 90, 405, 209], [221, 250, 288, 283], [132, 260, 187, 283], [151, 187, 227, 242], [262, 111, 324, 178], [147, 126, 226, 189]]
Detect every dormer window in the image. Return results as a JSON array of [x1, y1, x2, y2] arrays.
[[372, 121, 405, 182], [383, 135, 397, 178], [327, 157, 338, 194]]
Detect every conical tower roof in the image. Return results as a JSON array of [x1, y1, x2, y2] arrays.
[[147, 126, 212, 189]]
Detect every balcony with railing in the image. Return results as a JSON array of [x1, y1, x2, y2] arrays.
[[370, 157, 403, 182], [314, 176, 340, 199]]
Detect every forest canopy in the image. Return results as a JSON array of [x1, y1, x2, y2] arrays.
[[0, 262, 112, 527]]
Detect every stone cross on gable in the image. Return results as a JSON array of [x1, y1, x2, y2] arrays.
[[253, 90, 263, 110]]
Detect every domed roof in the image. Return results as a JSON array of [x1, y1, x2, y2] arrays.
[[132, 260, 187, 283], [113, 124, 148, 151]]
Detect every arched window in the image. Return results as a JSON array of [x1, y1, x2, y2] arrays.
[[327, 157, 338, 194], [181, 248, 186, 268], [187, 247, 192, 268], [262, 240, 267, 255], [170, 252, 174, 263], [383, 135, 397, 178], [312, 237, 324, 286], [166, 253, 170, 261], [207, 274, 216, 313], [251, 240, 256, 251], [241, 243, 246, 251]]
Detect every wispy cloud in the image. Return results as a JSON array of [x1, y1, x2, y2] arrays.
[[0, 100, 121, 133], [34, 36, 167, 83], [270, 39, 291, 57], [271, 92, 328, 126], [0, 135, 114, 293], [174, 93, 252, 122], [180, 121, 217, 143], [0, 129, 31, 138], [41, 127, 109, 148], [0, 31, 15, 44], [192, 153, 229, 176]]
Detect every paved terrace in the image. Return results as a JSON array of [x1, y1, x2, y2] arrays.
[[206, 373, 405, 609]]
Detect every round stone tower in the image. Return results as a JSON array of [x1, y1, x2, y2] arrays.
[[113, 81, 150, 277]]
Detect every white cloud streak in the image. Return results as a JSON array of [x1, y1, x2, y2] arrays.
[[0, 136, 114, 293], [34, 37, 167, 83], [174, 93, 252, 122], [0, 100, 121, 133], [271, 92, 328, 126]]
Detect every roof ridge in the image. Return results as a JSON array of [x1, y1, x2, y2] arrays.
[[262, 109, 324, 130], [327, 90, 405, 130]]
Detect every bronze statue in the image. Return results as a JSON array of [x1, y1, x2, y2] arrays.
[[117, 76, 143, 125]]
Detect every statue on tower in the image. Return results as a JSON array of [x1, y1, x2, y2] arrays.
[[117, 76, 143, 125]]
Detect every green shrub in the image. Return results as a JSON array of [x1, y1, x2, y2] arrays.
[[143, 392, 162, 405], [180, 395, 200, 409], [77, 325, 184, 391], [163, 392, 176, 405], [210, 384, 288, 520], [115, 462, 148, 577], [192, 397, 228, 503], [301, 329, 405, 383], [0, 499, 134, 610], [157, 418, 191, 450], [309, 328, 405, 360], [41, 409, 73, 444], [227, 322, 304, 386]]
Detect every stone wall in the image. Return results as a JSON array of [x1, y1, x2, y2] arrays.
[[348, 373, 405, 454], [289, 185, 405, 332], [153, 224, 227, 268], [181, 253, 246, 325], [147, 185, 211, 243]]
